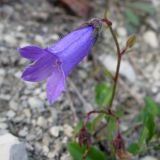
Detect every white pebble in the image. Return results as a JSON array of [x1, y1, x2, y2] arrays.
[[143, 30, 158, 48], [141, 156, 158, 160], [49, 126, 63, 137]]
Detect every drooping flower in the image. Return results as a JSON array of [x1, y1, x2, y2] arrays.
[[19, 18, 102, 104], [77, 126, 91, 147]]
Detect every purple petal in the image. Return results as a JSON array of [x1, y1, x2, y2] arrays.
[[46, 65, 65, 104], [49, 26, 93, 53], [22, 51, 58, 82], [18, 45, 45, 61], [55, 26, 94, 75]]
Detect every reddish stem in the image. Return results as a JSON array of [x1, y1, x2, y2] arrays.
[[83, 109, 120, 129]]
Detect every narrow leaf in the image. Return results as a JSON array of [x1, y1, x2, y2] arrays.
[[138, 127, 148, 146], [124, 9, 140, 26], [131, 2, 155, 14], [67, 142, 106, 160], [95, 83, 112, 107], [127, 143, 140, 155]]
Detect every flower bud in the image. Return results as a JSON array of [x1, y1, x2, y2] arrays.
[[77, 127, 91, 147], [126, 35, 136, 48], [112, 133, 132, 160]]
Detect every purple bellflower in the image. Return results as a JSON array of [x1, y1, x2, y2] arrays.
[[19, 19, 102, 104]]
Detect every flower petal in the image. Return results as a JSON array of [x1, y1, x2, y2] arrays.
[[46, 65, 65, 104], [56, 26, 94, 75], [22, 51, 58, 82], [49, 26, 93, 53], [18, 45, 45, 61]]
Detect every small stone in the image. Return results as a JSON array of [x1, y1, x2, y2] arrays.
[[28, 97, 44, 110], [0, 69, 5, 76], [0, 133, 28, 160], [54, 142, 62, 153], [50, 34, 59, 41], [19, 42, 30, 48], [49, 126, 63, 137], [120, 123, 128, 132], [0, 76, 4, 86], [60, 153, 70, 160], [141, 156, 158, 160], [34, 142, 42, 152], [9, 101, 19, 111], [155, 93, 160, 103], [0, 94, 11, 101], [26, 134, 36, 141], [14, 115, 25, 123], [25, 143, 34, 151], [34, 88, 41, 95], [6, 110, 16, 119], [42, 145, 49, 155], [42, 134, 50, 146], [23, 109, 31, 118], [62, 136, 68, 143], [31, 119, 36, 126], [14, 71, 22, 79], [63, 124, 73, 137], [146, 19, 158, 31], [143, 30, 158, 48], [78, 70, 87, 80], [0, 117, 7, 122], [49, 108, 58, 122], [39, 92, 46, 100], [17, 25, 24, 32], [37, 116, 47, 128], [48, 151, 56, 159], [18, 127, 28, 137], [99, 55, 136, 83], [152, 66, 160, 81], [117, 27, 127, 37], [35, 35, 44, 45], [32, 11, 49, 22], [0, 123, 8, 129], [151, 86, 158, 94], [3, 34, 17, 46]]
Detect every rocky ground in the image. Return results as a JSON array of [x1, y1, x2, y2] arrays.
[[0, 0, 160, 160]]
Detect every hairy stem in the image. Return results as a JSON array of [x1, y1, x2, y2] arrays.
[[103, 19, 122, 109], [109, 53, 122, 108]]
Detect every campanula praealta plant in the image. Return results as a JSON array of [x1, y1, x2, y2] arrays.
[[19, 14, 158, 160]]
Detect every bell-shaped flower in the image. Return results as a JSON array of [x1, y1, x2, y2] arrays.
[[19, 19, 102, 104]]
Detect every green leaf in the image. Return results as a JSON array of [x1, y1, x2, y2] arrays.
[[91, 114, 105, 132], [125, 22, 137, 34], [145, 114, 155, 144], [135, 97, 158, 145], [103, 68, 113, 80], [67, 142, 106, 160], [131, 2, 155, 14], [105, 117, 116, 141], [95, 83, 112, 107], [73, 121, 93, 135], [114, 110, 124, 118], [158, 104, 160, 116], [154, 144, 160, 151], [138, 127, 148, 146], [127, 143, 140, 155], [124, 9, 140, 26], [73, 121, 83, 136], [144, 97, 158, 116], [135, 97, 158, 123]]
